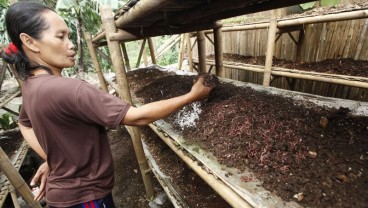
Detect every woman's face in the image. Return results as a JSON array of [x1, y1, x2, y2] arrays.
[[35, 10, 75, 72]]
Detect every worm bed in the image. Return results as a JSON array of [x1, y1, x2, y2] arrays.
[[125, 66, 368, 208]]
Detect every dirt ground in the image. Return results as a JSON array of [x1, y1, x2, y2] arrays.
[[127, 67, 368, 208]]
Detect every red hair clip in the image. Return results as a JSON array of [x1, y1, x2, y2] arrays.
[[4, 43, 18, 55]]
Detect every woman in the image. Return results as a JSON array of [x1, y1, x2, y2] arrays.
[[2, 2, 213, 207]]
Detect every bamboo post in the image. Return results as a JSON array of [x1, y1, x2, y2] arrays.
[[143, 47, 148, 67], [197, 31, 207, 73], [213, 26, 224, 77], [186, 34, 194, 72], [136, 39, 147, 68], [263, 18, 277, 86], [120, 43, 131, 71], [0, 147, 41, 208], [100, 6, 154, 198], [85, 32, 108, 93], [147, 37, 156, 64], [178, 34, 185, 70]]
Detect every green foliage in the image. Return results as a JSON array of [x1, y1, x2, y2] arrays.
[[300, 2, 316, 10], [0, 113, 17, 130], [320, 0, 340, 7], [300, 0, 341, 10], [158, 47, 178, 66]]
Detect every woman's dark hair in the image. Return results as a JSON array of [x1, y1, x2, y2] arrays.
[[1, 2, 54, 80]]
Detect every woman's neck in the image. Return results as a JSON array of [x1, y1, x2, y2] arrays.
[[32, 68, 61, 77]]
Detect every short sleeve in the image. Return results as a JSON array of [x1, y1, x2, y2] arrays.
[[76, 82, 130, 128], [18, 106, 32, 127]]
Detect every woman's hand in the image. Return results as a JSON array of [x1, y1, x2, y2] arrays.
[[30, 162, 49, 201], [189, 76, 215, 102]]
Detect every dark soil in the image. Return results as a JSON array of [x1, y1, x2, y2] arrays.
[[207, 53, 368, 77], [0, 131, 23, 159], [127, 67, 368, 208]]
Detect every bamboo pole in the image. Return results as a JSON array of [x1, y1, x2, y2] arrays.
[[195, 59, 368, 89], [213, 26, 224, 77], [85, 32, 108, 93], [147, 37, 156, 64], [148, 124, 252, 208], [197, 31, 207, 73], [263, 19, 277, 86], [0, 147, 41, 208], [142, 47, 148, 67], [178, 34, 185, 70], [136, 39, 147, 68], [186, 34, 194, 72], [9, 186, 20, 208], [100, 5, 154, 198], [120, 43, 131, 71]]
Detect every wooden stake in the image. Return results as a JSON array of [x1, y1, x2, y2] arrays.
[[186, 34, 194, 72], [0, 147, 41, 208], [85, 32, 108, 93], [100, 5, 154, 198], [263, 19, 277, 86], [136, 39, 147, 68], [147, 37, 156, 64], [213, 26, 224, 77], [197, 31, 207, 73], [120, 43, 131, 71]]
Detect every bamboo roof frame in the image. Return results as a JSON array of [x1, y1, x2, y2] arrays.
[[92, 0, 314, 44]]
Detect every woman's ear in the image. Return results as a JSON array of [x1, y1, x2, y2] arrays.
[[19, 33, 40, 53]]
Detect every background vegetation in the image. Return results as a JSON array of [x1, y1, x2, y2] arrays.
[[0, 0, 178, 78]]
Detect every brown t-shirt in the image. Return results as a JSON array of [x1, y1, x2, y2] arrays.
[[19, 74, 130, 207]]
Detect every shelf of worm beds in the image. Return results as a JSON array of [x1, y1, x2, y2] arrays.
[[124, 66, 368, 208]]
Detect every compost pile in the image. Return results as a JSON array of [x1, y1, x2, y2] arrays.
[[207, 53, 368, 77], [127, 67, 368, 208]]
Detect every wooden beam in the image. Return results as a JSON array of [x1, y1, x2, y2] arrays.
[[84, 32, 108, 93], [100, 5, 154, 198], [263, 19, 278, 86]]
